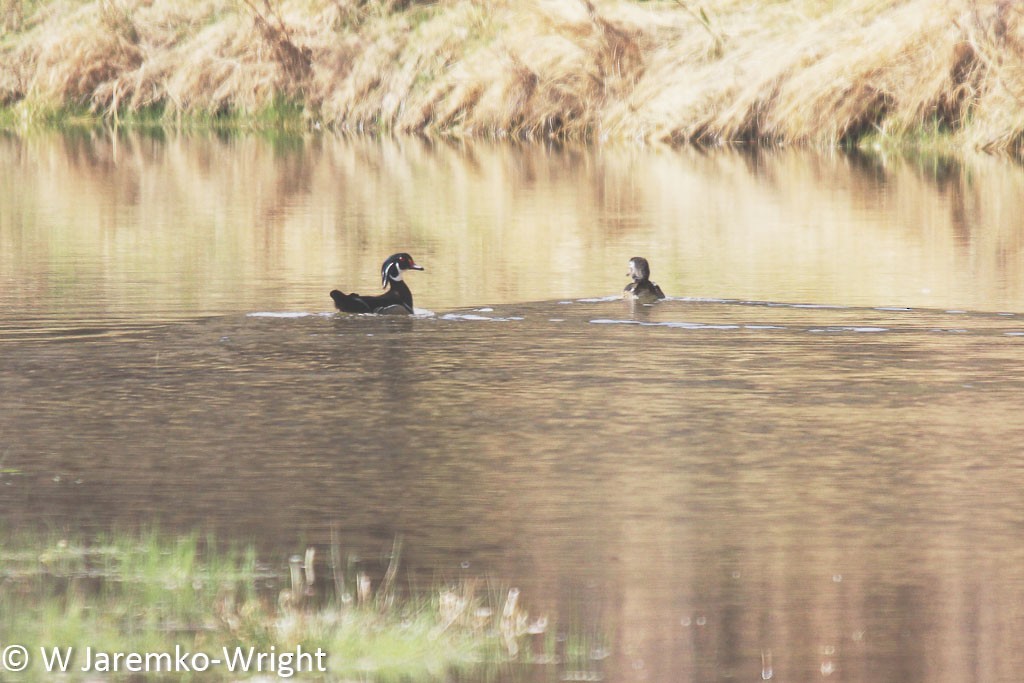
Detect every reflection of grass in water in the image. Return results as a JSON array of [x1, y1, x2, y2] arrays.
[[6, 129, 1024, 313], [0, 531, 559, 681]]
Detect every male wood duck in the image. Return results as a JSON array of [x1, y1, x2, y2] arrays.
[[623, 256, 665, 301], [330, 253, 424, 314]]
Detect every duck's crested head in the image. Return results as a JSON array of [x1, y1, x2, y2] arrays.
[[381, 253, 425, 288], [627, 256, 651, 282]]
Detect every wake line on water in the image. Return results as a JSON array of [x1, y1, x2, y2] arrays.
[[241, 297, 1024, 338], [247, 309, 436, 318]]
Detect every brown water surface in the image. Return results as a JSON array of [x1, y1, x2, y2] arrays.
[[3, 132, 1024, 682]]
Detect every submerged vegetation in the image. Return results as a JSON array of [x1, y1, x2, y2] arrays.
[[0, 532, 560, 681], [1, 0, 1024, 155]]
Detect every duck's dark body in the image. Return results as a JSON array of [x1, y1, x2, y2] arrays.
[[330, 279, 415, 314], [331, 253, 423, 314], [624, 278, 665, 299], [624, 256, 665, 301]]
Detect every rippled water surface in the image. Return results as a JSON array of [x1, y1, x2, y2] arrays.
[[4, 133, 1024, 682]]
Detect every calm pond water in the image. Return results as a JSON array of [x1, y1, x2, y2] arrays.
[[4, 132, 1024, 682]]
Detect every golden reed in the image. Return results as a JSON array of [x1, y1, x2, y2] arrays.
[[1, 0, 1022, 155]]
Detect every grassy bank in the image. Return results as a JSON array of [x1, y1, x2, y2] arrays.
[[1, 0, 1023, 155], [0, 532, 556, 681]]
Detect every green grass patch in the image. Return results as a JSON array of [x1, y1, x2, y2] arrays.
[[853, 119, 965, 158], [0, 97, 313, 135], [0, 531, 558, 681]]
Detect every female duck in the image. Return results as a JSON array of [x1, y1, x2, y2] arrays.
[[623, 256, 665, 301], [330, 253, 424, 314]]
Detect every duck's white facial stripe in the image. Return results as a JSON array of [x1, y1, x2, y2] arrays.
[[383, 261, 403, 286]]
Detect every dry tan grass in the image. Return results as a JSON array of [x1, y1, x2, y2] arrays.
[[2, 0, 1024, 154]]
